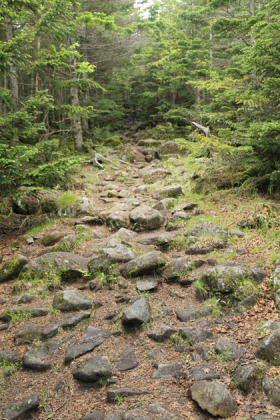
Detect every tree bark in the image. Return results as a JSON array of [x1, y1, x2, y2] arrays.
[[70, 85, 83, 151], [5, 18, 18, 106]]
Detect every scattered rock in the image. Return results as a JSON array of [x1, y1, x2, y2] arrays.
[[256, 329, 280, 364], [111, 228, 138, 242], [0, 254, 29, 283], [103, 241, 137, 263], [179, 326, 214, 344], [73, 356, 112, 384], [0, 351, 21, 363], [157, 141, 181, 156], [143, 169, 170, 184], [188, 222, 228, 239], [237, 294, 257, 312], [151, 362, 182, 379], [215, 337, 244, 360], [116, 347, 138, 371], [130, 205, 165, 231], [153, 185, 183, 199], [136, 278, 158, 292], [263, 378, 280, 407], [1, 307, 49, 322], [82, 411, 104, 420], [233, 364, 258, 393], [2, 394, 40, 420], [122, 297, 151, 328], [23, 341, 60, 371], [190, 381, 237, 418], [121, 251, 167, 278], [17, 293, 37, 304], [41, 230, 65, 246], [107, 388, 149, 403], [191, 365, 220, 381], [176, 307, 211, 322], [163, 258, 203, 283], [137, 231, 180, 248], [53, 290, 92, 311], [148, 323, 176, 342]]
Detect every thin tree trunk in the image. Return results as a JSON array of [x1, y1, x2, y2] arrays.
[[5, 18, 18, 106], [71, 85, 83, 151], [35, 37, 41, 94]]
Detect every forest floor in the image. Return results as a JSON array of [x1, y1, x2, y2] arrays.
[[1, 138, 280, 420]]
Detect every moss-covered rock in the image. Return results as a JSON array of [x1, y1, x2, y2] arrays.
[[0, 254, 29, 283]]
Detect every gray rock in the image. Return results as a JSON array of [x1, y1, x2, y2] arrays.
[[190, 381, 237, 418], [157, 141, 181, 156], [121, 251, 167, 278], [0, 351, 21, 363], [188, 222, 228, 239], [0, 323, 8, 331], [111, 228, 138, 242], [179, 326, 214, 344], [256, 329, 280, 364], [58, 196, 96, 217], [82, 411, 104, 420], [191, 365, 220, 381], [104, 309, 121, 320], [153, 185, 183, 199], [22, 252, 88, 281], [260, 320, 280, 331], [65, 327, 110, 364], [233, 364, 257, 393], [185, 238, 226, 255], [151, 362, 182, 379], [173, 202, 197, 212], [148, 323, 176, 342], [41, 230, 65, 246], [136, 279, 158, 292], [215, 337, 244, 360], [105, 414, 124, 420], [263, 378, 280, 407], [251, 416, 279, 420], [1, 307, 49, 322], [143, 169, 170, 184], [130, 205, 165, 231], [106, 210, 130, 230], [53, 290, 92, 311], [26, 237, 34, 245], [122, 297, 151, 328], [23, 341, 60, 371], [176, 307, 211, 322], [103, 241, 137, 263], [200, 265, 266, 293], [88, 254, 116, 276], [107, 388, 149, 403], [57, 311, 91, 329], [17, 293, 37, 304], [168, 211, 191, 223], [116, 347, 138, 371], [73, 355, 112, 384], [137, 231, 180, 248], [163, 258, 203, 283], [0, 254, 28, 283], [237, 294, 257, 312], [2, 393, 39, 420]]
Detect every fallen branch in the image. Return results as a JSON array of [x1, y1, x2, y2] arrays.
[[83, 152, 112, 169], [192, 121, 210, 137]]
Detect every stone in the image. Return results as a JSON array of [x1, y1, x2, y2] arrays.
[[256, 329, 280, 364], [143, 169, 170, 184], [129, 205, 165, 231], [111, 228, 138, 242], [0, 307, 49, 322], [151, 362, 182, 379], [104, 309, 121, 320], [122, 297, 151, 327], [153, 185, 183, 199], [17, 293, 37, 304], [137, 231, 180, 248], [157, 141, 181, 156], [0, 254, 28, 283], [185, 238, 226, 254], [179, 326, 214, 344], [199, 264, 266, 294], [263, 378, 280, 407], [176, 307, 211, 322], [22, 252, 88, 281], [148, 323, 176, 342], [215, 338, 244, 360], [0, 351, 21, 363], [237, 294, 257, 312], [75, 216, 103, 225], [233, 364, 257, 393], [65, 327, 110, 364], [121, 251, 167, 278], [88, 254, 116, 276], [251, 416, 279, 420], [168, 212, 191, 223], [191, 365, 220, 381], [105, 414, 124, 420], [2, 394, 40, 420], [73, 356, 112, 384], [136, 279, 158, 292], [188, 222, 228, 240], [58, 196, 96, 217], [82, 411, 104, 420], [173, 202, 197, 212], [53, 290, 92, 312], [103, 241, 137, 263], [116, 347, 138, 371], [190, 381, 237, 418], [138, 139, 163, 147], [41, 230, 65, 246], [163, 258, 203, 283], [106, 211, 130, 230], [23, 341, 60, 371], [107, 388, 149, 403], [260, 320, 280, 332]]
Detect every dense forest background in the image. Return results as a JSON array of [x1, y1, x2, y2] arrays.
[[1, 0, 280, 196]]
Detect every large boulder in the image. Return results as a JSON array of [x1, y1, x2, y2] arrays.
[[2, 394, 40, 420], [120, 251, 167, 278], [73, 356, 112, 384], [129, 205, 165, 231], [153, 185, 183, 199], [190, 381, 238, 418], [22, 252, 88, 281], [0, 254, 28, 283], [122, 297, 151, 327]]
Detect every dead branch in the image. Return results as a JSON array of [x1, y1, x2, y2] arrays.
[[192, 121, 210, 137]]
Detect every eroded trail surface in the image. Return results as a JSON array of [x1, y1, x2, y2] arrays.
[[1, 140, 280, 420]]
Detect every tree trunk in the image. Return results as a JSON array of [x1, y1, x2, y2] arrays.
[[5, 18, 18, 106], [70, 85, 83, 151]]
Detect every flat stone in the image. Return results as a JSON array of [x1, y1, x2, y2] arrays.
[[116, 347, 138, 371], [65, 327, 110, 364], [188, 222, 228, 239], [23, 341, 60, 371], [1, 307, 49, 322], [0, 351, 21, 363], [103, 240, 137, 263], [163, 258, 203, 283], [179, 326, 214, 344], [176, 307, 211, 322], [190, 381, 237, 418], [53, 290, 92, 311], [0, 254, 28, 283], [2, 393, 39, 420], [130, 205, 165, 231], [22, 252, 88, 281], [237, 294, 257, 312], [137, 231, 180, 248], [173, 202, 197, 212], [136, 279, 158, 292], [111, 228, 138, 242], [107, 388, 149, 403], [191, 365, 220, 381], [233, 364, 257, 393], [122, 297, 151, 328], [153, 185, 183, 199], [151, 362, 182, 379], [73, 355, 112, 384], [215, 337, 244, 360], [121, 251, 167, 278], [256, 329, 280, 364], [148, 323, 176, 342]]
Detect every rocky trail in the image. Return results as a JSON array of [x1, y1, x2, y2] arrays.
[[1, 139, 280, 420]]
